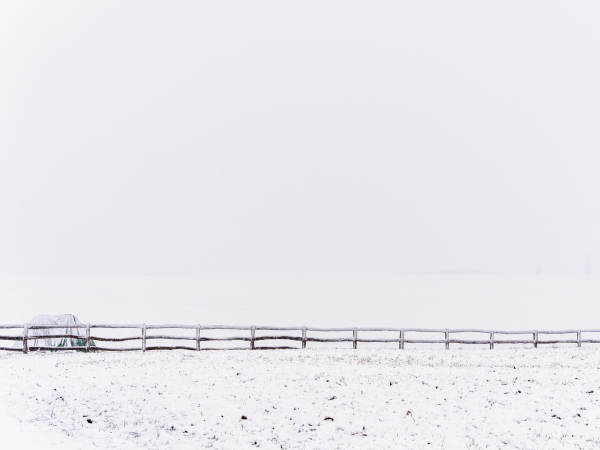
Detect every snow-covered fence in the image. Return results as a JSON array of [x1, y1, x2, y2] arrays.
[[2, 325, 600, 353]]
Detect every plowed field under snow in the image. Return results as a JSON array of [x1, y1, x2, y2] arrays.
[[1, 348, 600, 449]]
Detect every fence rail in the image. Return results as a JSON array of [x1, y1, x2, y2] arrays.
[[1, 324, 600, 353]]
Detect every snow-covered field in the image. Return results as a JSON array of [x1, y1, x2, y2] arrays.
[[2, 275, 600, 448], [2, 348, 600, 449], [2, 275, 600, 330]]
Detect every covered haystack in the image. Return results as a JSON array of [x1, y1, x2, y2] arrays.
[[25, 314, 94, 349]]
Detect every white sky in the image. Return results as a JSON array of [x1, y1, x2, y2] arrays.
[[1, 1, 599, 275]]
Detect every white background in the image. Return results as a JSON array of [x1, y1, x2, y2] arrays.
[[1, 1, 599, 276]]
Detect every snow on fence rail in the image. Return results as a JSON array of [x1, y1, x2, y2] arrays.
[[2, 325, 600, 353]]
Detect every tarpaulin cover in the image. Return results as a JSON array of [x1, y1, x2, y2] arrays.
[[24, 314, 93, 348]]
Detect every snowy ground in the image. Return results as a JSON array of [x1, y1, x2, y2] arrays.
[[2, 275, 600, 330], [2, 348, 600, 449]]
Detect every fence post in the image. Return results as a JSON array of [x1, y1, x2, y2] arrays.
[[489, 331, 494, 350], [400, 329, 405, 349], [86, 323, 90, 353], [142, 324, 147, 352], [353, 328, 357, 349], [251, 326, 256, 350], [302, 326, 307, 349], [23, 323, 28, 354], [196, 325, 201, 351], [533, 330, 538, 348], [445, 328, 449, 350], [577, 330, 581, 348]]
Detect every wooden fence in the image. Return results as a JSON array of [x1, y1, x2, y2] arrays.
[[2, 324, 600, 353]]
